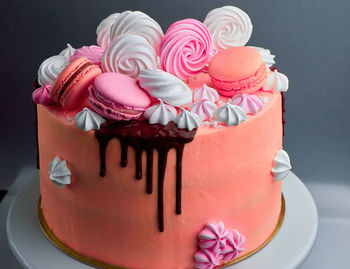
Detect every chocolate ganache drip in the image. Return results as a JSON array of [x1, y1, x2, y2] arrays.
[[95, 120, 196, 232]]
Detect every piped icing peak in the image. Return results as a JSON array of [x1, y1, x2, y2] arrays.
[[199, 222, 230, 252], [49, 156, 71, 188], [194, 249, 222, 269], [160, 19, 213, 80], [144, 99, 177, 125], [101, 34, 157, 79], [190, 99, 217, 121], [138, 69, 193, 107], [249, 46, 276, 68], [221, 230, 246, 261], [32, 84, 53, 105], [174, 108, 201, 131], [215, 103, 247, 126], [204, 6, 253, 50], [109, 10, 164, 54], [229, 94, 264, 115], [272, 149, 292, 180], [59, 43, 76, 61], [74, 107, 106, 132], [263, 70, 289, 93], [37, 55, 69, 86], [70, 46, 104, 68], [193, 83, 220, 103]]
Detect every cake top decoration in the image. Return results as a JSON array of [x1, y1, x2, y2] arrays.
[[144, 99, 177, 125], [174, 108, 201, 131], [215, 103, 247, 126], [74, 107, 106, 132], [263, 70, 289, 93], [37, 55, 69, 86]]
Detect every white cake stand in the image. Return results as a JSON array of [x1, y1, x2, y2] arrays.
[[6, 172, 318, 269]]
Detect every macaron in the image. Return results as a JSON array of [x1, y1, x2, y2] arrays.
[[50, 57, 102, 111], [88, 73, 152, 121], [208, 47, 268, 97]]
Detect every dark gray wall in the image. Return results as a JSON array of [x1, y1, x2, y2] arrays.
[[1, 0, 349, 188]]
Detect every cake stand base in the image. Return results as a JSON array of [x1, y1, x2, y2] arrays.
[[6, 172, 318, 269]]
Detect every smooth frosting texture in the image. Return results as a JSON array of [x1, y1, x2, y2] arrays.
[[48, 156, 71, 188], [59, 43, 76, 61], [263, 70, 289, 93], [190, 99, 217, 121], [215, 103, 247, 126], [204, 6, 252, 50], [229, 94, 264, 115], [70, 46, 104, 67], [193, 83, 220, 103], [109, 11, 164, 53], [160, 19, 213, 80], [250, 46, 276, 68], [138, 69, 193, 107], [32, 85, 53, 105], [174, 108, 201, 130], [143, 99, 177, 125], [272, 149, 292, 180], [37, 55, 69, 86], [74, 107, 106, 132], [101, 34, 157, 78]]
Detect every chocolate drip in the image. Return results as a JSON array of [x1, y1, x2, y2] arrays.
[[95, 121, 196, 232]]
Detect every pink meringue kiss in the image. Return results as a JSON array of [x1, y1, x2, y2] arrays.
[[221, 230, 246, 261], [160, 18, 213, 80], [198, 222, 230, 252], [70, 45, 104, 68], [229, 94, 264, 115], [32, 84, 54, 105], [194, 249, 222, 269]]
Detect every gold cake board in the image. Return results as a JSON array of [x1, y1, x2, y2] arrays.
[[38, 195, 285, 269]]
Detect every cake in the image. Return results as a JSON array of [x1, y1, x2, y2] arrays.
[[32, 6, 292, 269]]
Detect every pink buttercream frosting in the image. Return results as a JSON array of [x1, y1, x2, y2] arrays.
[[70, 46, 104, 68], [229, 93, 264, 115], [160, 19, 213, 80], [194, 249, 222, 269], [32, 84, 53, 105]]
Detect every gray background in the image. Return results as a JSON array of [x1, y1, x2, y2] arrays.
[[0, 0, 349, 188]]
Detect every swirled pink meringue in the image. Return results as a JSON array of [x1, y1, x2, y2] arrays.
[[160, 19, 213, 80], [32, 84, 53, 105], [190, 99, 217, 121], [70, 46, 104, 68], [194, 249, 222, 269], [221, 230, 246, 261], [229, 93, 264, 115], [193, 83, 220, 103], [199, 221, 230, 252]]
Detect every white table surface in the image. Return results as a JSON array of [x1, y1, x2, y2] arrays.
[[1, 166, 350, 269]]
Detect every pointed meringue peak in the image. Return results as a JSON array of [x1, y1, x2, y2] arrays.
[[193, 83, 220, 103], [263, 70, 289, 93], [194, 248, 222, 269], [144, 99, 177, 125], [221, 229, 246, 261], [49, 156, 71, 188], [215, 103, 247, 126], [229, 94, 264, 115], [74, 107, 106, 132], [32, 84, 54, 106], [272, 149, 292, 180], [190, 99, 217, 121], [249, 46, 276, 67], [59, 43, 76, 61], [199, 221, 230, 252], [174, 108, 201, 131]]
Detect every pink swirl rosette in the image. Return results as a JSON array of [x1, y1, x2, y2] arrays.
[[221, 230, 246, 261], [32, 84, 53, 105], [198, 221, 230, 252], [160, 19, 213, 80], [194, 248, 222, 269], [70, 46, 104, 68]]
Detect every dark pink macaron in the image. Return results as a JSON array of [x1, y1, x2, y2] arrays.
[[88, 73, 152, 121]]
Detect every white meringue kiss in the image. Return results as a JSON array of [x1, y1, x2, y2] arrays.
[[263, 70, 289, 93], [74, 107, 106, 132], [204, 6, 253, 50], [272, 149, 292, 180], [102, 34, 157, 79], [144, 99, 177, 125], [37, 55, 69, 86], [249, 46, 276, 68], [49, 156, 71, 188], [174, 108, 201, 131], [96, 13, 120, 49], [59, 43, 76, 61], [215, 103, 247, 126]]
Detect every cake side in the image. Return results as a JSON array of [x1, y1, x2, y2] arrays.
[[37, 91, 282, 269]]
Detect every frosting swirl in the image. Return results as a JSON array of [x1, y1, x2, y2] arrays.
[[250, 46, 276, 67], [193, 83, 220, 103], [229, 94, 264, 115], [37, 55, 69, 86], [96, 13, 120, 35], [174, 108, 201, 131], [138, 69, 192, 107], [59, 43, 76, 61], [109, 11, 164, 53], [204, 6, 253, 50], [74, 107, 106, 132], [160, 19, 213, 80], [144, 99, 177, 125], [215, 103, 247, 126], [194, 248, 222, 269], [70, 45, 104, 68], [101, 34, 157, 79], [272, 149, 292, 180], [263, 70, 289, 93], [221, 230, 246, 261], [32, 84, 53, 105], [190, 99, 217, 121], [199, 222, 230, 252]]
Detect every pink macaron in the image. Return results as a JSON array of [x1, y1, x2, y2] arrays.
[[50, 57, 102, 111], [88, 73, 152, 121], [208, 47, 268, 97]]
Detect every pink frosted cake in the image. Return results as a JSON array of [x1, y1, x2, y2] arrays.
[[33, 6, 292, 269]]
